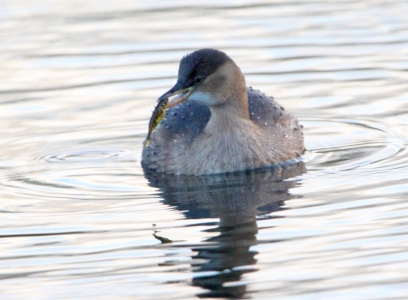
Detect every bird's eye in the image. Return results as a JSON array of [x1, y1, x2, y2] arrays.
[[194, 76, 203, 84]]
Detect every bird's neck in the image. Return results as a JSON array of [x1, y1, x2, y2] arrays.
[[212, 93, 249, 131], [206, 84, 250, 132], [207, 61, 250, 121], [207, 105, 247, 131]]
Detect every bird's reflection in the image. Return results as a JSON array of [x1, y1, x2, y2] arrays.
[[145, 162, 306, 298]]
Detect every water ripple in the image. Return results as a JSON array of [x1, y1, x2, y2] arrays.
[[35, 149, 133, 163]]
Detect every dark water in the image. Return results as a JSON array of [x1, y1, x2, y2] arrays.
[[1, 1, 408, 299]]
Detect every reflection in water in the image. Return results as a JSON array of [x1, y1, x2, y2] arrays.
[[145, 162, 306, 298]]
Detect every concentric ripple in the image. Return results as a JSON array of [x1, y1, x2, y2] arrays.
[[35, 148, 134, 163], [304, 118, 407, 175]]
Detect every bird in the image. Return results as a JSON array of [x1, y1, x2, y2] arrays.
[[141, 49, 305, 175]]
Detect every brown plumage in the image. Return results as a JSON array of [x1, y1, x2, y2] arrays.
[[142, 49, 305, 175]]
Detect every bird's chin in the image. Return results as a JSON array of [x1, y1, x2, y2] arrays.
[[188, 91, 218, 106]]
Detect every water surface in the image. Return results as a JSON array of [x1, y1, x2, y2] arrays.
[[1, 0, 408, 299]]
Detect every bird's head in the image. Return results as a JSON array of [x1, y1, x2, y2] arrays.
[[158, 49, 246, 109]]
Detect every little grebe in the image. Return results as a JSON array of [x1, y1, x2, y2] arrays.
[[142, 49, 305, 175]]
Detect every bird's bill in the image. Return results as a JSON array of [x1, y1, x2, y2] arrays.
[[158, 82, 193, 108]]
